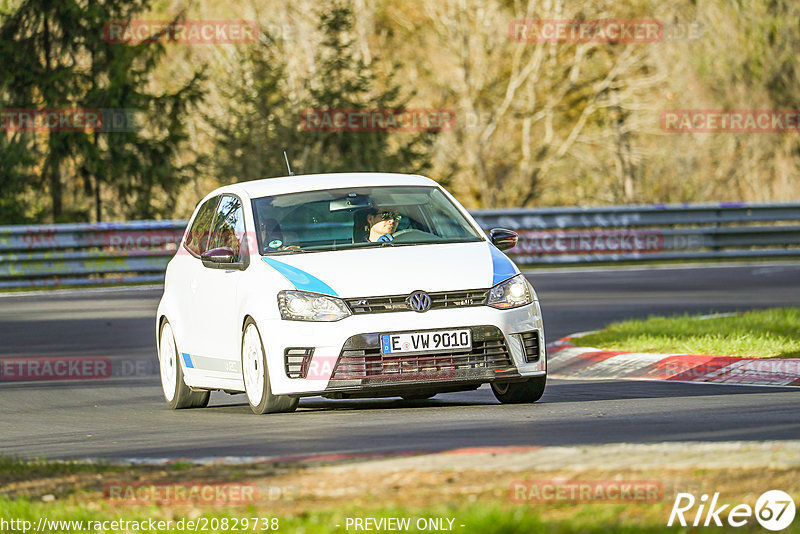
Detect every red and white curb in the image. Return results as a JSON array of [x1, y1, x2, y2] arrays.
[[546, 338, 800, 387]]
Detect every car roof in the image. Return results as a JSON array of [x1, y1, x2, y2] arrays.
[[209, 172, 440, 200]]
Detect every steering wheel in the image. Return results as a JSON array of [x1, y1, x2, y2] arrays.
[[392, 229, 415, 238], [390, 229, 435, 243]]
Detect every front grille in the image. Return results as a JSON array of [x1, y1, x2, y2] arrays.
[[331, 325, 513, 381], [284, 348, 314, 378], [345, 289, 488, 314], [519, 331, 540, 363]]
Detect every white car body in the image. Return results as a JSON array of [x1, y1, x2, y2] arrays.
[[156, 172, 546, 412]]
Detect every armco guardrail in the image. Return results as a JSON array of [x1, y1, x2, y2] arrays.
[[472, 202, 800, 264], [1, 202, 799, 288], [0, 220, 185, 289]]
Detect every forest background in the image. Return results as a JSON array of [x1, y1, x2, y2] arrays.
[[1, 0, 798, 223]]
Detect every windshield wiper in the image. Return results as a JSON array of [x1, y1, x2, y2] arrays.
[[265, 247, 306, 255], [355, 241, 394, 248]]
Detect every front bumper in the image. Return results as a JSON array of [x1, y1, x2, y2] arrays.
[[260, 301, 546, 396]]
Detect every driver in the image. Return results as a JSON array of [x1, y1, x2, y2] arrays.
[[364, 208, 401, 242]]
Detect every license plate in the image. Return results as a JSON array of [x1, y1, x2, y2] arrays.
[[380, 329, 472, 354]]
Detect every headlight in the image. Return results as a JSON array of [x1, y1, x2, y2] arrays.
[[278, 290, 351, 321], [487, 274, 534, 309]]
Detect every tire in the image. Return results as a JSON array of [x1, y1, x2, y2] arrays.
[[491, 376, 546, 404], [159, 321, 210, 409], [241, 318, 298, 414]]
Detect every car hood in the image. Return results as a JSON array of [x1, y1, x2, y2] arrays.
[[259, 241, 519, 297]]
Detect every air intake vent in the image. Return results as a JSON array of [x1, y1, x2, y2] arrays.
[[284, 348, 314, 378], [519, 331, 540, 363]]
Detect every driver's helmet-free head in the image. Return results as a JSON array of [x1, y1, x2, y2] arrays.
[[354, 207, 401, 242], [363, 208, 401, 227]]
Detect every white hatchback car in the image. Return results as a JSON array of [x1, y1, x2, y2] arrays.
[[156, 173, 546, 413]]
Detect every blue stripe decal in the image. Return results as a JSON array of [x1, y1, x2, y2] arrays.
[[182, 352, 194, 369], [261, 257, 338, 296], [489, 244, 518, 286]]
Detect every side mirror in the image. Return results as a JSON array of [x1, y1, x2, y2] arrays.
[[201, 246, 235, 267], [490, 228, 518, 251]]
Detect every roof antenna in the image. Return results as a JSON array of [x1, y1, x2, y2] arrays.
[[283, 150, 295, 176]]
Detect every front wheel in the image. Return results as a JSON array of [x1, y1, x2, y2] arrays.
[[241, 319, 298, 414], [159, 321, 210, 409], [491, 376, 546, 404]]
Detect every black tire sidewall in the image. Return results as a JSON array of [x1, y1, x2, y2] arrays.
[[491, 375, 546, 404]]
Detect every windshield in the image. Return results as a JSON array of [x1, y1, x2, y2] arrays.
[[251, 185, 483, 254]]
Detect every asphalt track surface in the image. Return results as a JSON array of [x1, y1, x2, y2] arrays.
[[1, 262, 799, 460]]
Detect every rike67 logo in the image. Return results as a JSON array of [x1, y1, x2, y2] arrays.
[[669, 490, 796, 531]]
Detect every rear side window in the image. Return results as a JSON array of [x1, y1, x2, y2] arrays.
[[184, 196, 219, 256], [208, 195, 246, 262]]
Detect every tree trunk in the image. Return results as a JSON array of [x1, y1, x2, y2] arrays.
[[94, 175, 101, 222], [49, 161, 62, 220], [43, 16, 63, 221]]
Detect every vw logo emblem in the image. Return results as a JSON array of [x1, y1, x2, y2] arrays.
[[406, 290, 432, 313]]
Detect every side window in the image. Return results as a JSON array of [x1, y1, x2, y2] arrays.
[[208, 195, 246, 262], [184, 196, 219, 256]]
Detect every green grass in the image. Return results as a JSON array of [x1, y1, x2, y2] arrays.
[[0, 455, 203, 489], [0, 455, 778, 533], [0, 456, 683, 533], [0, 456, 124, 482], [572, 308, 800, 358], [0, 497, 697, 534]]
